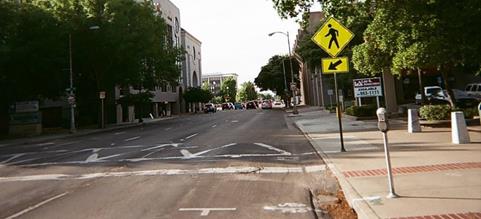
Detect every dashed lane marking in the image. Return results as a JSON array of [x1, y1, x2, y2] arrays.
[[5, 192, 68, 219], [114, 131, 126, 135], [179, 208, 236, 216], [124, 136, 141, 142], [185, 133, 198, 140], [0, 164, 326, 182]]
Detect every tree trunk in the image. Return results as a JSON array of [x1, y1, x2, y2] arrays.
[[440, 69, 456, 108]]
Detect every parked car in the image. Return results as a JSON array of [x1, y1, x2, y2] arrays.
[[204, 103, 216, 113], [246, 101, 257, 109], [261, 101, 272, 109], [234, 102, 244, 110], [222, 103, 230, 110], [465, 83, 481, 99], [415, 86, 479, 108]]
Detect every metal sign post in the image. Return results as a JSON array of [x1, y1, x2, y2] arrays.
[[334, 73, 346, 152], [99, 91, 106, 129]]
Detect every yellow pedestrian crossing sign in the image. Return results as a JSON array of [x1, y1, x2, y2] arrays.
[[312, 17, 354, 58], [322, 57, 349, 74]]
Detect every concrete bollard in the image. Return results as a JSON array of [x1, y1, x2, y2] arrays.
[[451, 111, 470, 144], [408, 109, 422, 133]]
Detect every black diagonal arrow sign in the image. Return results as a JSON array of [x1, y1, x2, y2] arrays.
[[321, 57, 349, 74], [328, 60, 343, 70]]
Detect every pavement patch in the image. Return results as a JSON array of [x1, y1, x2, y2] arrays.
[[0, 165, 326, 183]]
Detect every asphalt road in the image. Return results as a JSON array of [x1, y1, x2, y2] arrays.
[[0, 109, 326, 219]]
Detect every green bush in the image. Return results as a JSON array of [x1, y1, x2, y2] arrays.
[[344, 105, 377, 117], [419, 104, 451, 121], [462, 107, 478, 119]]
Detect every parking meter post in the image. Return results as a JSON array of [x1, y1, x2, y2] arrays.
[[334, 73, 346, 152], [478, 102, 481, 124], [376, 108, 398, 198]]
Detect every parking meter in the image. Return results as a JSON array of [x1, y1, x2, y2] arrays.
[[376, 108, 389, 132]]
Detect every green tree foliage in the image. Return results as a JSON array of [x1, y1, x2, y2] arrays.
[[183, 87, 213, 104], [254, 55, 299, 104], [238, 82, 258, 102], [1, 0, 184, 125], [273, 0, 481, 108], [220, 78, 237, 102]]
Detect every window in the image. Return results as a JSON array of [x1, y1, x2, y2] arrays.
[[193, 47, 196, 60], [466, 85, 472, 91]]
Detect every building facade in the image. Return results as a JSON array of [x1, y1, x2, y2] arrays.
[[201, 73, 238, 96], [181, 28, 202, 112]]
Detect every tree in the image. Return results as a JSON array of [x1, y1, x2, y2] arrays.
[[255, 55, 299, 105], [220, 77, 237, 102], [238, 82, 258, 102], [183, 87, 213, 104]]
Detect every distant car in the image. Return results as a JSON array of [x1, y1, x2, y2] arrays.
[[272, 101, 284, 108], [234, 102, 244, 110], [222, 103, 230, 110], [261, 101, 272, 109], [204, 103, 216, 113], [246, 101, 257, 109]]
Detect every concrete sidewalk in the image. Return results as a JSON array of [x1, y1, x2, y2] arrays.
[[293, 108, 481, 219], [0, 116, 178, 148]]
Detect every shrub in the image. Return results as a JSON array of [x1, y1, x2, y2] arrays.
[[462, 107, 478, 119], [344, 105, 377, 117], [419, 104, 451, 121]]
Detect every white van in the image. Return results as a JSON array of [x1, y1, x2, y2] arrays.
[[465, 83, 481, 99]]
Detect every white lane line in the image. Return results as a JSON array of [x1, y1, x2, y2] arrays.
[[164, 127, 172, 131], [124, 136, 141, 142], [5, 192, 68, 219], [231, 120, 239, 123], [36, 142, 54, 146], [253, 143, 292, 155], [114, 131, 126, 135], [0, 165, 326, 182], [304, 165, 326, 173], [1, 154, 25, 164], [211, 124, 217, 128], [185, 133, 198, 140], [142, 148, 165, 158], [141, 143, 181, 152], [192, 143, 237, 157], [179, 208, 236, 216], [85, 153, 99, 162], [55, 141, 79, 146]]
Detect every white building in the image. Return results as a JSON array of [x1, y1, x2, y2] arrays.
[[181, 28, 202, 112], [201, 73, 238, 96]]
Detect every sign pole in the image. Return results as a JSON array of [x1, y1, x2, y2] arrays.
[[334, 73, 346, 152], [376, 96, 380, 108]]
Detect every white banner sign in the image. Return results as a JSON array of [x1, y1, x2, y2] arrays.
[[354, 77, 382, 98]]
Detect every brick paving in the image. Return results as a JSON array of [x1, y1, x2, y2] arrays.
[[343, 162, 481, 178]]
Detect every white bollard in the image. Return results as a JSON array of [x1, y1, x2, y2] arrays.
[[408, 109, 422, 133], [451, 111, 470, 144], [478, 102, 481, 125]]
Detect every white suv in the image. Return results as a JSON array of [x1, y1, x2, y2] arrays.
[[465, 83, 481, 99]]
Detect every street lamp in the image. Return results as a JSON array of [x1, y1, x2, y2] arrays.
[[68, 25, 100, 133], [268, 31, 298, 114]]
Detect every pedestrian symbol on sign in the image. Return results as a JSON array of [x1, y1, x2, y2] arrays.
[[325, 24, 339, 49]]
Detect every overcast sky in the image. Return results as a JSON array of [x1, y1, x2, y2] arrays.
[[170, 0, 306, 85]]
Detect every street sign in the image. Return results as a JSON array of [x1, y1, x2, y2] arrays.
[[99, 91, 106, 99], [353, 77, 383, 98], [327, 89, 334, 96], [312, 17, 354, 58], [321, 57, 349, 74]]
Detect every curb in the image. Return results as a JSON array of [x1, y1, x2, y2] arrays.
[[0, 116, 178, 148], [294, 120, 380, 219]]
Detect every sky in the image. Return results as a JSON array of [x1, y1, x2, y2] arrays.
[[170, 0, 307, 85]]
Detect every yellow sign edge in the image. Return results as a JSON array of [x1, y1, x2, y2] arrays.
[[311, 17, 355, 58], [321, 57, 350, 74]]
